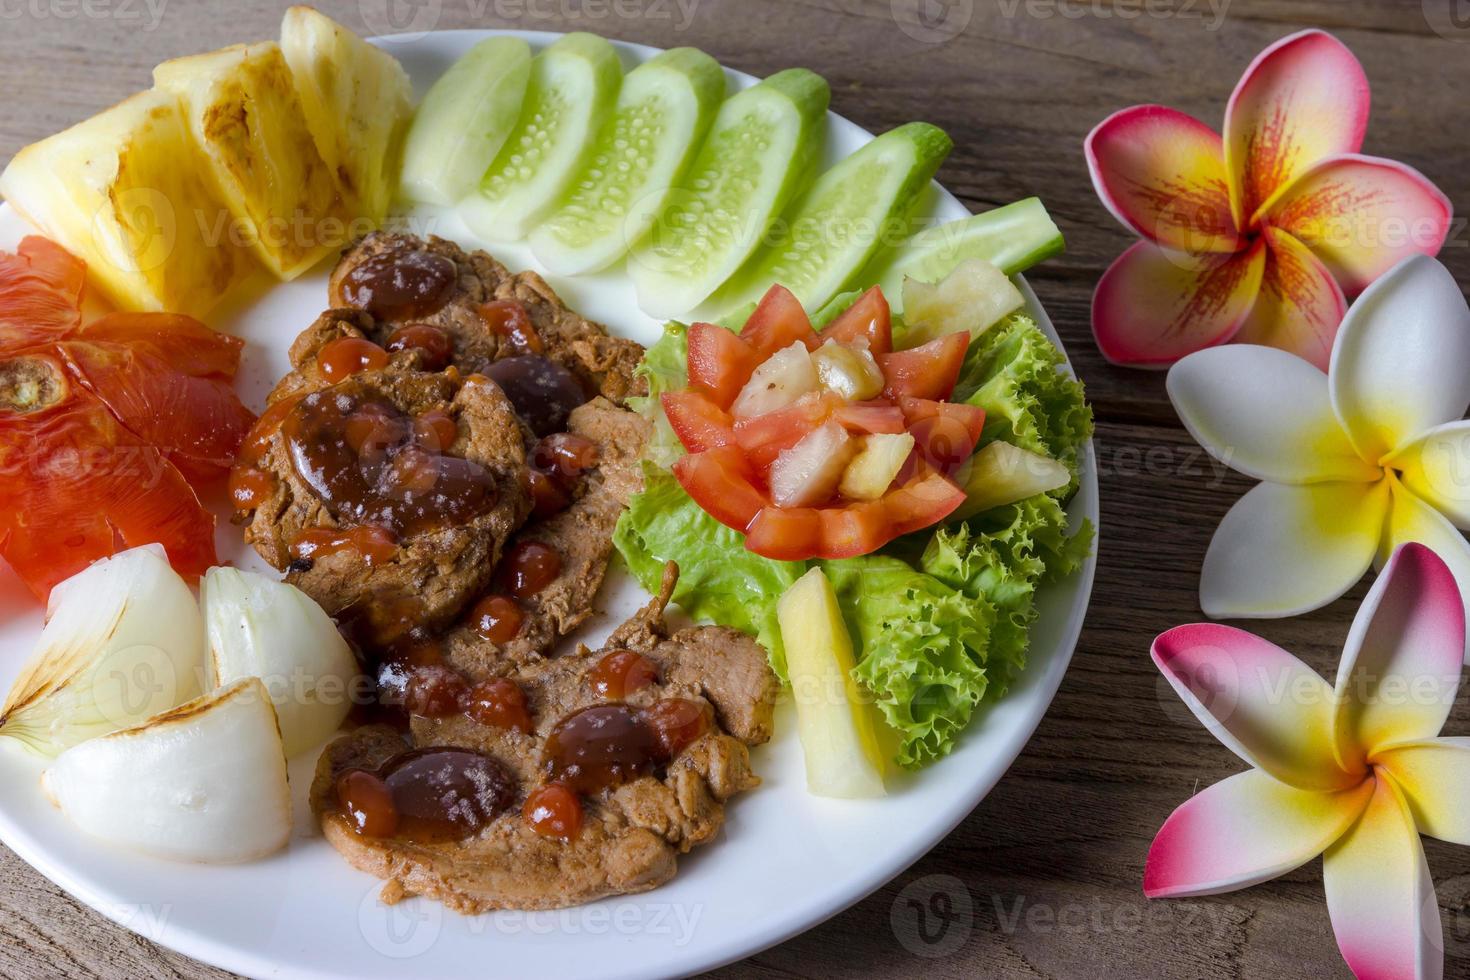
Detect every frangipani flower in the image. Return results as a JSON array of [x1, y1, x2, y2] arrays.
[[1086, 29, 1451, 370], [1146, 543, 1469, 980], [1168, 255, 1470, 646]]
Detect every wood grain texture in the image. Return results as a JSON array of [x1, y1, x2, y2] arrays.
[[3, 1, 1470, 977]]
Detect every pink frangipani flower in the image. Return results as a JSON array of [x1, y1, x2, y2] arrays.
[[1147, 543, 1469, 980], [1086, 29, 1452, 371]]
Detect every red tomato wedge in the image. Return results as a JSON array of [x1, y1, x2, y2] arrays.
[[831, 400, 906, 435], [732, 394, 836, 468], [901, 398, 986, 474], [738, 284, 817, 356], [58, 340, 257, 481], [661, 390, 735, 453], [883, 470, 967, 536], [878, 332, 969, 401], [672, 445, 766, 532], [0, 385, 215, 600], [686, 322, 759, 409], [817, 286, 891, 354], [743, 506, 824, 561], [0, 236, 85, 353]]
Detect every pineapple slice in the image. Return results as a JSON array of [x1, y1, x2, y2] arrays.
[[280, 6, 412, 225], [0, 90, 258, 317], [154, 42, 346, 281]]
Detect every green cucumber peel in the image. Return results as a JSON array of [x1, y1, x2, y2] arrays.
[[398, 36, 532, 206], [529, 47, 726, 276], [703, 121, 952, 317], [460, 32, 623, 242], [629, 67, 831, 320]]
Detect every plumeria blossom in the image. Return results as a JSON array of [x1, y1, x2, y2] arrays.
[[1167, 255, 1470, 650], [1146, 543, 1469, 980], [1086, 29, 1451, 370]]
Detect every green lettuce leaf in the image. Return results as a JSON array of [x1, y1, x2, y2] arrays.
[[956, 314, 1093, 479], [627, 321, 688, 467], [822, 555, 992, 769], [613, 464, 803, 678]]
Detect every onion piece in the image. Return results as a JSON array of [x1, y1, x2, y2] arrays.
[[201, 566, 359, 757], [42, 677, 291, 863], [770, 421, 858, 508], [0, 544, 204, 757], [732, 341, 818, 419]]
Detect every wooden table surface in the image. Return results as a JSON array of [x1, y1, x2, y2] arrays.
[[4, 1, 1470, 977]]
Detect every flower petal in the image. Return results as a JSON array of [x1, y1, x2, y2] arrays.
[[1153, 624, 1362, 790], [1380, 478, 1470, 664], [1144, 769, 1372, 899], [1374, 737, 1470, 846], [1330, 255, 1470, 462], [1390, 422, 1470, 530], [1168, 344, 1378, 485], [1323, 773, 1440, 980], [1333, 541, 1465, 765], [1085, 105, 1244, 253], [1234, 227, 1347, 371], [1265, 154, 1453, 294], [1224, 29, 1369, 227], [1091, 239, 1265, 367], [1201, 479, 1390, 619]]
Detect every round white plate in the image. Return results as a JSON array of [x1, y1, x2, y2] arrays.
[[0, 29, 1098, 980]]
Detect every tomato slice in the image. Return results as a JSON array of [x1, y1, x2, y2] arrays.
[[672, 445, 767, 532], [883, 470, 966, 536], [661, 390, 735, 453], [732, 394, 835, 469], [744, 506, 823, 561], [816, 500, 891, 559], [878, 332, 969, 401], [686, 321, 760, 409], [79, 312, 245, 379], [738, 284, 817, 357], [900, 398, 986, 443], [0, 236, 85, 354], [831, 399, 905, 435], [817, 286, 891, 355], [900, 398, 986, 474]]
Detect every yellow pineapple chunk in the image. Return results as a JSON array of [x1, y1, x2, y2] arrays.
[[0, 90, 259, 317], [280, 6, 412, 224], [154, 42, 347, 281]]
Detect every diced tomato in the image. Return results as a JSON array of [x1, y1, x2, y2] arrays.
[[817, 286, 891, 354], [878, 332, 969, 401], [686, 321, 760, 409], [738, 284, 817, 357], [832, 399, 905, 435], [673, 445, 768, 532], [661, 390, 735, 453], [732, 394, 835, 469], [816, 500, 891, 559], [883, 471, 966, 536], [744, 506, 824, 561]]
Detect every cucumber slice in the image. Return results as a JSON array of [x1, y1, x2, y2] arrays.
[[861, 197, 1064, 307], [399, 36, 532, 206], [628, 68, 830, 320], [704, 121, 952, 317], [459, 33, 622, 242], [529, 48, 725, 276]]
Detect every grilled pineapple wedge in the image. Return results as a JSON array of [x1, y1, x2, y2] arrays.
[[281, 6, 412, 225], [0, 90, 258, 317], [154, 42, 346, 281]]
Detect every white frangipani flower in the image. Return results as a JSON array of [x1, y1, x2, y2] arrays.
[[1167, 254, 1470, 655]]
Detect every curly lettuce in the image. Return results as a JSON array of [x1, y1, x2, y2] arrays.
[[627, 321, 688, 467]]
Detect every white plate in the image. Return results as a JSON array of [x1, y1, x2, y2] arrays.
[[0, 29, 1098, 980]]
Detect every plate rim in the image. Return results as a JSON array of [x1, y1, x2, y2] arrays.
[[0, 26, 1100, 980]]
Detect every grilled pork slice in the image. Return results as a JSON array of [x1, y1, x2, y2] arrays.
[[311, 568, 779, 913]]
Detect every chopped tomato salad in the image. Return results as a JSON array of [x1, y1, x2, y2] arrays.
[[0, 236, 255, 601], [664, 284, 981, 560]]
